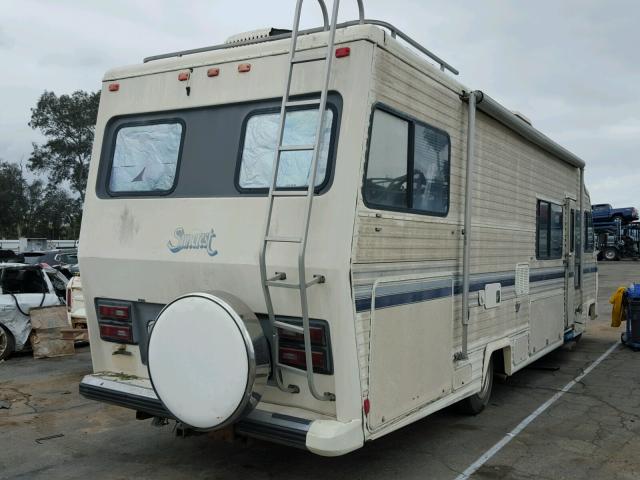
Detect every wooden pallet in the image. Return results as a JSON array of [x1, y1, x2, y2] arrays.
[[29, 306, 75, 358], [60, 328, 89, 342]]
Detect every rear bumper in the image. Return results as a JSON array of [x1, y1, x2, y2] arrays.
[[79, 374, 362, 455], [79, 374, 170, 418]]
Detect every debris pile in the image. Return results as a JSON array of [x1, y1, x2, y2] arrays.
[[29, 306, 74, 358]]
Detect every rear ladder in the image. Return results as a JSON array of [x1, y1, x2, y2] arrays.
[[258, 0, 364, 402]]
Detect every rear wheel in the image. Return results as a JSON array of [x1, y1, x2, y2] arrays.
[[604, 247, 618, 261], [0, 325, 15, 361], [458, 357, 494, 415]]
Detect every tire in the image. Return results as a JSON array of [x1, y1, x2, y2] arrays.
[[457, 357, 494, 415], [604, 247, 618, 261], [0, 324, 15, 361]]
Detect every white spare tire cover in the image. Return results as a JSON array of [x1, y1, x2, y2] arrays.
[[147, 292, 270, 430]]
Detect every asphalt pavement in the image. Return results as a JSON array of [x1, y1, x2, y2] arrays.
[[1, 262, 639, 480]]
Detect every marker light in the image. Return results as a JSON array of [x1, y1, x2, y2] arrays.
[[238, 63, 251, 73], [335, 47, 351, 58], [207, 67, 220, 77], [108, 83, 120, 92], [178, 71, 190, 81]]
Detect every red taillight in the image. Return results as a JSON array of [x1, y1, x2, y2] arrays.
[[363, 398, 370, 415], [99, 324, 133, 343], [335, 47, 350, 58], [108, 83, 120, 92], [279, 347, 326, 372], [277, 325, 325, 346], [207, 67, 220, 77], [96, 300, 135, 344], [238, 63, 251, 73], [98, 305, 130, 321], [66, 288, 72, 312], [275, 319, 331, 373]]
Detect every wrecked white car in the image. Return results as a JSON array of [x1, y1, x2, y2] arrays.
[[0, 264, 68, 360]]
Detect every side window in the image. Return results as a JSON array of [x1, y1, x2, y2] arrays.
[[584, 211, 594, 252], [364, 110, 409, 209], [238, 108, 334, 189], [0, 268, 48, 294], [570, 208, 575, 253], [364, 107, 451, 216], [412, 123, 450, 215], [109, 121, 184, 194], [536, 200, 563, 259], [550, 204, 564, 258]]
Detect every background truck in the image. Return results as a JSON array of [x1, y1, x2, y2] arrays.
[[592, 203, 639, 224], [595, 218, 640, 260]]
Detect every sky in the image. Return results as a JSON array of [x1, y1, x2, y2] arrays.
[[1, 0, 639, 206]]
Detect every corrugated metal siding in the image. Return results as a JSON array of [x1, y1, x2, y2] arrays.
[[352, 45, 590, 407]]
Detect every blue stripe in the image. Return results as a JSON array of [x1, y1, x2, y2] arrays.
[[529, 271, 566, 283], [355, 266, 598, 313], [357, 286, 453, 312]]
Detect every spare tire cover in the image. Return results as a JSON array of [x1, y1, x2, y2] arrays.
[[147, 292, 269, 430]]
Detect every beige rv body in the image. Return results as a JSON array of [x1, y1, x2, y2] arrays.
[[79, 24, 597, 455]]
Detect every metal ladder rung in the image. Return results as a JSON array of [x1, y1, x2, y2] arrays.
[[265, 280, 300, 289], [291, 53, 327, 64], [265, 235, 302, 243], [278, 144, 315, 152], [277, 362, 307, 374], [274, 321, 304, 334], [285, 99, 321, 108], [271, 190, 308, 197]]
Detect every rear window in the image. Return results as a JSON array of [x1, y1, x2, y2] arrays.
[[108, 121, 184, 194], [238, 108, 333, 189], [59, 254, 78, 264], [96, 94, 342, 199]]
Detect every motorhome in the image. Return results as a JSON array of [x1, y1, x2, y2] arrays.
[[79, 0, 598, 456]]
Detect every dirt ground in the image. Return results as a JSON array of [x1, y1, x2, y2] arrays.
[[1, 262, 639, 479]]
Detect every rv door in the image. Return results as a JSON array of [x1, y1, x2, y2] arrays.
[[564, 198, 577, 328]]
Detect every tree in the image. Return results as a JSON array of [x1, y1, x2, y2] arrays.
[[28, 90, 100, 201], [0, 160, 81, 240], [0, 161, 28, 238], [20, 180, 81, 239]]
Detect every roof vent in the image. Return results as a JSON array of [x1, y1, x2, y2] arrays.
[[512, 111, 532, 126], [225, 28, 291, 45]]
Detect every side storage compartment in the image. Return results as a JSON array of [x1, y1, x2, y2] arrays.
[[529, 295, 564, 355], [367, 277, 454, 431]]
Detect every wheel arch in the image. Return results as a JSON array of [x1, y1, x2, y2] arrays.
[[483, 338, 512, 380]]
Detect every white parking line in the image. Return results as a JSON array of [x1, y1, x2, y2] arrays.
[[455, 341, 619, 480]]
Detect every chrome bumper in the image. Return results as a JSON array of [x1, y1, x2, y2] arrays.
[[79, 374, 311, 449]]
